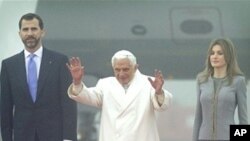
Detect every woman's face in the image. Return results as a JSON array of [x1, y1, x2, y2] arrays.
[[210, 44, 227, 69]]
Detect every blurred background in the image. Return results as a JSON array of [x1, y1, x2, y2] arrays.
[[0, 0, 250, 141]]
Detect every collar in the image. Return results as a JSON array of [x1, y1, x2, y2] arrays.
[[24, 46, 43, 58]]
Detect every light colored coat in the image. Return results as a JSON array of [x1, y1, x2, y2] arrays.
[[68, 70, 172, 141], [193, 75, 248, 141]]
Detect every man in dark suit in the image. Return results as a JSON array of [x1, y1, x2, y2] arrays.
[[0, 13, 77, 141]]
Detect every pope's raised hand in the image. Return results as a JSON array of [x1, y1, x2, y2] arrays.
[[66, 57, 84, 85], [148, 69, 164, 95]]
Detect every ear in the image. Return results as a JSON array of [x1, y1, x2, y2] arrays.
[[18, 31, 21, 37], [41, 29, 46, 37], [135, 64, 139, 70]]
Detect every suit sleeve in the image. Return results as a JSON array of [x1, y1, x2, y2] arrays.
[[68, 80, 103, 108], [60, 56, 77, 141], [192, 80, 202, 141], [1, 60, 14, 141], [151, 88, 172, 112], [236, 76, 248, 124]]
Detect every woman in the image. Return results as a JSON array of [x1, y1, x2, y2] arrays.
[[193, 38, 248, 140]]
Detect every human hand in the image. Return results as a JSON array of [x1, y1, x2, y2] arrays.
[[66, 57, 84, 85], [148, 69, 164, 95]]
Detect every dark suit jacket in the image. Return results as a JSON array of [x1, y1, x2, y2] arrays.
[[0, 48, 77, 141]]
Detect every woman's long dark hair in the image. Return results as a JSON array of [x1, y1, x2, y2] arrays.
[[197, 38, 243, 85]]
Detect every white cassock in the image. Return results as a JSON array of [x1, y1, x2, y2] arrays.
[[68, 70, 173, 141]]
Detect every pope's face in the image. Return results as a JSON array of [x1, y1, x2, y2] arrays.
[[113, 58, 137, 86]]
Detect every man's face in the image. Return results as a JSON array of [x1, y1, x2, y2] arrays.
[[19, 18, 44, 51], [113, 58, 137, 86]]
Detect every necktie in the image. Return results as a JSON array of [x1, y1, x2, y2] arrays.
[[28, 54, 37, 102]]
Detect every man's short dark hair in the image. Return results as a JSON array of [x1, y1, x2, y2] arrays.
[[18, 13, 44, 30]]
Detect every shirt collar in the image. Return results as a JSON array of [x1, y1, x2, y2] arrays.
[[24, 46, 43, 58]]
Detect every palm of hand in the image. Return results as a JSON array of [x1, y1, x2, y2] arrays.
[[148, 70, 164, 94], [150, 77, 163, 92], [67, 57, 84, 84], [71, 66, 83, 81]]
